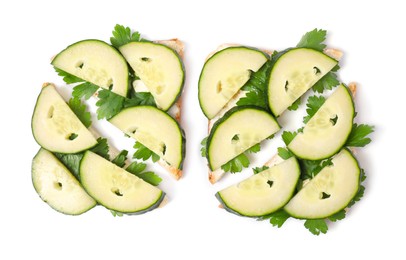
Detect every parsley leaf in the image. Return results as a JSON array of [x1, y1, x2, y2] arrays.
[[267, 134, 275, 140], [221, 153, 250, 173], [277, 147, 293, 160], [110, 24, 143, 49], [246, 143, 261, 153], [110, 210, 123, 217], [126, 160, 147, 173], [96, 89, 157, 120], [111, 150, 128, 167], [53, 153, 83, 180], [300, 158, 333, 179], [303, 95, 326, 124], [90, 137, 110, 160], [304, 219, 328, 235], [237, 61, 271, 109], [287, 98, 301, 111], [72, 82, 99, 100], [54, 67, 83, 84], [113, 149, 162, 186], [133, 141, 160, 162], [296, 28, 327, 52], [347, 169, 366, 208], [258, 209, 290, 228], [281, 131, 298, 145], [312, 71, 340, 93], [253, 166, 269, 174], [53, 137, 110, 179], [237, 91, 268, 109], [345, 124, 374, 147], [126, 161, 162, 186], [68, 97, 92, 128], [328, 210, 346, 222], [200, 137, 208, 157], [241, 61, 270, 93], [133, 171, 162, 186], [96, 89, 126, 120], [124, 92, 156, 108]]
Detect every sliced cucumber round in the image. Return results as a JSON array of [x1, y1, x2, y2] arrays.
[[288, 84, 354, 160], [284, 149, 360, 219], [32, 149, 96, 215], [80, 151, 164, 214], [119, 42, 185, 111], [267, 48, 338, 116], [199, 46, 268, 119], [206, 106, 280, 171], [52, 40, 129, 97], [31, 84, 97, 154], [216, 157, 300, 217], [109, 106, 185, 170]]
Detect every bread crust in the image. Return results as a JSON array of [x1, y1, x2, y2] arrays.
[[154, 39, 185, 180]]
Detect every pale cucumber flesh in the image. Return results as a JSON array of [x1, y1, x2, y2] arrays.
[[31, 84, 97, 154], [80, 151, 164, 214], [199, 47, 268, 119], [217, 157, 300, 217], [207, 106, 280, 171], [109, 106, 185, 169], [268, 48, 338, 116], [119, 42, 184, 111], [284, 149, 360, 219], [32, 149, 96, 215], [288, 84, 354, 160], [52, 40, 129, 97]]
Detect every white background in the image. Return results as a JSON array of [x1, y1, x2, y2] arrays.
[[1, 0, 405, 259]]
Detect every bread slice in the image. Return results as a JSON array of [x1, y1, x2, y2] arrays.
[[205, 45, 344, 184]]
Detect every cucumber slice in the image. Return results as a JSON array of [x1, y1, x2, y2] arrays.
[[52, 40, 129, 97], [31, 84, 97, 154], [109, 106, 185, 169], [32, 149, 96, 215], [284, 149, 360, 219], [199, 46, 268, 119], [267, 48, 338, 116], [119, 42, 185, 111], [80, 151, 164, 214], [288, 84, 354, 160], [216, 157, 300, 217], [207, 106, 280, 171]]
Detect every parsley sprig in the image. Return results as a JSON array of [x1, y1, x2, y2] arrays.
[[296, 28, 327, 51], [220, 143, 261, 173], [111, 150, 162, 186], [236, 61, 271, 109], [133, 141, 160, 163], [110, 24, 147, 49], [55, 67, 157, 120], [252, 166, 269, 174], [68, 97, 92, 128], [302, 95, 326, 124], [345, 124, 374, 147], [54, 137, 110, 179]]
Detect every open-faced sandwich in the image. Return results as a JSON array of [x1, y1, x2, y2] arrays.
[[31, 25, 186, 216], [198, 29, 374, 235]]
